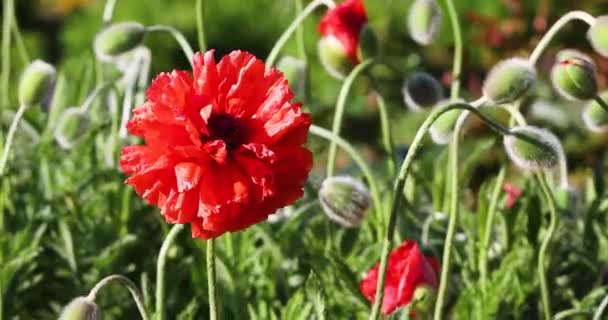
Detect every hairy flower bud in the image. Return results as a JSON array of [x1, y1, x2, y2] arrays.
[[408, 0, 441, 45], [319, 176, 372, 227], [503, 126, 561, 171], [483, 58, 536, 104], [583, 92, 608, 133], [94, 22, 146, 60], [587, 16, 608, 58], [551, 50, 597, 101], [59, 297, 99, 320], [411, 284, 437, 317], [54, 107, 91, 149], [429, 100, 462, 144], [318, 36, 352, 79], [276, 56, 307, 98], [357, 24, 379, 61], [402, 72, 444, 110], [18, 60, 56, 106]]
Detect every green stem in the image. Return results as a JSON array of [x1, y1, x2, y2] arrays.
[[265, 0, 335, 67], [145, 26, 195, 66], [295, 0, 307, 63], [593, 95, 608, 113], [207, 238, 218, 320], [593, 293, 608, 320], [536, 174, 558, 320], [1, 0, 13, 107], [0, 104, 27, 176], [554, 309, 592, 320], [87, 274, 149, 320], [368, 102, 510, 320], [196, 0, 207, 52], [439, 0, 463, 100], [376, 92, 396, 177], [155, 224, 184, 320], [102, 0, 118, 24], [11, 15, 29, 65], [326, 59, 375, 177]]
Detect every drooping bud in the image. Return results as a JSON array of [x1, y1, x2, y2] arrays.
[[429, 100, 463, 144], [54, 107, 91, 149], [410, 284, 437, 317], [583, 93, 608, 133], [482, 58, 536, 104], [402, 72, 444, 110], [407, 0, 441, 45], [94, 22, 146, 60], [319, 176, 372, 227], [318, 36, 353, 80], [59, 297, 99, 320], [551, 50, 597, 101], [276, 56, 307, 98], [503, 126, 561, 171], [587, 16, 608, 58], [18, 60, 56, 106], [357, 24, 379, 61]]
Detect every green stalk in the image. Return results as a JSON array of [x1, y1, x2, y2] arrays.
[[439, 0, 463, 100], [554, 309, 591, 320], [145, 26, 195, 66], [207, 238, 218, 320], [295, 0, 307, 63], [535, 174, 558, 320], [593, 293, 608, 320], [326, 59, 374, 177], [0, 104, 27, 176], [376, 93, 396, 177], [1, 0, 13, 107], [196, 0, 207, 52], [87, 274, 149, 320], [102, 0, 118, 24], [155, 224, 184, 320], [11, 15, 29, 65]]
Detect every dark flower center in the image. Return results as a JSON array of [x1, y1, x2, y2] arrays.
[[206, 113, 243, 149]]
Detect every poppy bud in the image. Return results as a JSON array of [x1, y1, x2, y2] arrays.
[[587, 16, 608, 58], [402, 72, 444, 110], [319, 176, 372, 227], [407, 0, 441, 45], [411, 284, 437, 316], [18, 60, 56, 107], [429, 99, 462, 144], [94, 22, 146, 60], [276, 56, 307, 98], [482, 58, 536, 104], [551, 50, 597, 101], [583, 94, 608, 133], [54, 107, 91, 149], [318, 35, 352, 79], [59, 297, 99, 320], [503, 126, 561, 171], [357, 24, 379, 61]]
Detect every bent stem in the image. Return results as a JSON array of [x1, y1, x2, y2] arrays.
[[439, 0, 463, 100], [1, 0, 13, 107], [102, 0, 118, 24], [375, 92, 396, 177], [196, 0, 207, 52], [156, 224, 184, 320], [265, 0, 335, 67], [207, 238, 218, 320], [554, 309, 592, 320], [326, 59, 375, 177], [536, 173, 558, 320], [145, 26, 195, 66], [87, 274, 149, 320], [594, 293, 608, 320], [0, 104, 27, 176]]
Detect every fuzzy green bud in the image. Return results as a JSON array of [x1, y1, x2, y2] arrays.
[[276, 56, 307, 98], [54, 107, 92, 149], [411, 285, 437, 317], [429, 99, 463, 144], [18, 60, 56, 106], [318, 36, 352, 80], [504, 126, 561, 171], [408, 0, 441, 45], [94, 22, 146, 59], [483, 58, 536, 104], [551, 50, 597, 101], [402, 72, 444, 110], [59, 297, 99, 320], [357, 24, 379, 61], [583, 92, 608, 133], [587, 16, 608, 58], [319, 176, 372, 227]]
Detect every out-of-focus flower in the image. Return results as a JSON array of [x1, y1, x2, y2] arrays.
[[359, 240, 439, 315], [402, 72, 444, 110], [408, 0, 441, 45], [502, 183, 522, 209], [588, 16, 608, 58], [120, 50, 313, 239], [319, 176, 372, 227], [37, 0, 92, 19]]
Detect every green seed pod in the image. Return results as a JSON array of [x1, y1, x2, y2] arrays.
[[411, 284, 437, 317], [357, 24, 379, 61], [276, 56, 307, 98], [583, 92, 608, 133], [319, 176, 372, 227], [402, 72, 444, 110], [318, 36, 352, 80], [18, 60, 56, 106], [551, 50, 597, 101], [59, 297, 99, 320], [408, 0, 441, 45], [587, 16, 608, 58], [94, 22, 146, 60], [482, 58, 536, 104], [503, 126, 561, 171]]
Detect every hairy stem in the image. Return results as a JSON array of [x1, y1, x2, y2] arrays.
[[439, 0, 463, 100], [0, 104, 27, 176], [376, 92, 396, 177], [196, 0, 207, 52], [207, 238, 218, 320], [87, 274, 149, 320], [145, 26, 195, 66], [156, 224, 184, 320], [536, 174, 558, 320]]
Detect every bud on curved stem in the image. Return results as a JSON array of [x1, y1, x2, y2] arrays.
[[59, 297, 99, 320], [94, 22, 146, 60], [551, 51, 597, 101], [318, 35, 353, 79], [503, 126, 562, 172], [319, 176, 372, 227], [482, 58, 536, 104], [18, 60, 56, 107], [86, 274, 149, 320], [408, 0, 441, 45]]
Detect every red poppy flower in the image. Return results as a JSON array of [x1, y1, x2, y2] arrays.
[[359, 240, 439, 315], [120, 50, 313, 239], [503, 183, 522, 209], [318, 0, 368, 64]]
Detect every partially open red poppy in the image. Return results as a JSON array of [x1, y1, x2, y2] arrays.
[[120, 50, 313, 239], [360, 240, 439, 315], [318, 0, 368, 64]]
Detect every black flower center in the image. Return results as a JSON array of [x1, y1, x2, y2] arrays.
[[206, 113, 243, 149]]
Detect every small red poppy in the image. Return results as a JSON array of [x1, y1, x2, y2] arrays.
[[503, 183, 522, 209], [359, 240, 439, 315], [318, 0, 368, 63], [120, 50, 313, 239]]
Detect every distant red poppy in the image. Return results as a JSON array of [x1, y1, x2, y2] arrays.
[[318, 0, 368, 63], [120, 50, 313, 239], [360, 240, 439, 315], [503, 183, 522, 209]]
